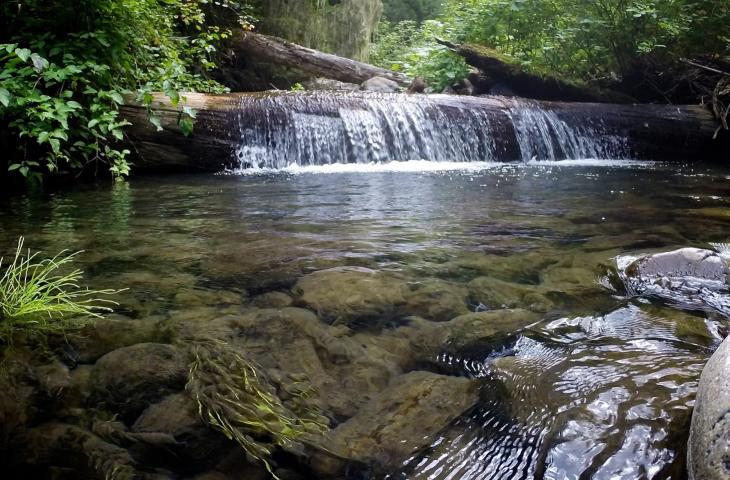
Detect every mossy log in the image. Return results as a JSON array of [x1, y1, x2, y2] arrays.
[[437, 39, 635, 103], [119, 91, 727, 172], [228, 31, 410, 87]]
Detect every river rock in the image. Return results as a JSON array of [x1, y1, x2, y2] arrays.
[[90, 343, 187, 421], [302, 78, 360, 92], [622, 247, 729, 282], [19, 422, 145, 479], [292, 267, 410, 327], [251, 291, 294, 308], [66, 315, 172, 364], [404, 279, 470, 322], [132, 393, 229, 464], [312, 371, 479, 476], [617, 247, 730, 315], [360, 76, 400, 93], [689, 335, 730, 480]]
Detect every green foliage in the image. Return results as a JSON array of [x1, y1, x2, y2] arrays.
[[439, 0, 730, 81], [0, 237, 119, 346], [371, 20, 470, 91], [0, 0, 259, 181], [373, 0, 730, 89], [383, 0, 443, 23], [187, 341, 328, 477]]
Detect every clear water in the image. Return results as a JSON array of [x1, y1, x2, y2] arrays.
[[2, 161, 729, 479]]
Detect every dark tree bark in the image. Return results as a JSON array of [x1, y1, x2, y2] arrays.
[[436, 39, 636, 103], [228, 31, 410, 87], [119, 92, 727, 172]]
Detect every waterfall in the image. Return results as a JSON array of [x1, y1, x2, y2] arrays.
[[234, 92, 629, 170]]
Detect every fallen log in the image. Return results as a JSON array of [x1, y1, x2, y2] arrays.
[[436, 39, 635, 103], [119, 91, 727, 172], [228, 31, 410, 87]]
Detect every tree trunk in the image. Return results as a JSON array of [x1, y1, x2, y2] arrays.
[[437, 39, 635, 103], [119, 91, 727, 172], [228, 31, 410, 87]]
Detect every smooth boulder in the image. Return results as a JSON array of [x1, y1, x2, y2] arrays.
[[689, 335, 730, 480], [360, 76, 401, 93], [90, 343, 187, 421], [312, 371, 479, 476]]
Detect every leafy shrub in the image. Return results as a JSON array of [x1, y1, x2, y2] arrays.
[[0, 0, 259, 182], [371, 20, 470, 91], [373, 0, 730, 90]]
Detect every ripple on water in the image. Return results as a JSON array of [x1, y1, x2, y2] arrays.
[[397, 303, 710, 480]]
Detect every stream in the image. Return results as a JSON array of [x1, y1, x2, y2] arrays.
[[2, 161, 729, 479]]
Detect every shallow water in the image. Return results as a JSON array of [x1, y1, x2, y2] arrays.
[[2, 161, 730, 479]]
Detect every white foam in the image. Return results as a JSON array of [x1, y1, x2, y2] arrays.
[[223, 159, 656, 176]]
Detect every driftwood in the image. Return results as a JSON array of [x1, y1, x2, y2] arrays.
[[228, 31, 410, 87], [436, 39, 635, 103], [119, 91, 727, 172]]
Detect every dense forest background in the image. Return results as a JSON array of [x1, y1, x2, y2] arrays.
[[1, 0, 728, 183]]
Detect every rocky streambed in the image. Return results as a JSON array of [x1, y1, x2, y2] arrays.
[[1, 165, 729, 479]]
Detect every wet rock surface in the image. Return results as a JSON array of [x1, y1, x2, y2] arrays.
[[293, 267, 410, 327], [617, 247, 730, 315], [360, 76, 401, 93], [313, 371, 479, 477], [90, 343, 187, 421], [689, 334, 730, 480]]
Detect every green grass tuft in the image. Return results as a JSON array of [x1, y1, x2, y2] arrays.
[[0, 237, 120, 345], [187, 340, 329, 477]]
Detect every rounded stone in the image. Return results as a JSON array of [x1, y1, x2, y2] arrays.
[[689, 335, 730, 480]]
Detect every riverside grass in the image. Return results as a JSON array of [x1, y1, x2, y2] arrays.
[[0, 237, 119, 345], [187, 340, 329, 477]]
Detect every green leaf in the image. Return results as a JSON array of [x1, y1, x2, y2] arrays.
[[15, 48, 31, 62], [66, 100, 82, 110], [8, 163, 21, 171], [19, 166, 29, 177], [149, 115, 163, 131], [112, 129, 124, 140], [179, 117, 194, 136], [110, 91, 124, 105], [0, 88, 10, 107], [88, 119, 99, 129], [182, 105, 197, 119], [37, 131, 50, 144], [49, 138, 61, 154], [30, 53, 49, 72]]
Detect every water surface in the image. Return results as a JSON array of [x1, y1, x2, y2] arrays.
[[2, 161, 729, 479]]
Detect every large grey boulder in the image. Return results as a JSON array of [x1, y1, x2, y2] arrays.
[[689, 335, 730, 480], [616, 247, 730, 315]]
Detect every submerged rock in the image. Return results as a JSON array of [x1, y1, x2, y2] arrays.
[[251, 291, 294, 309], [404, 279, 470, 322], [689, 335, 730, 480], [90, 343, 187, 421], [292, 267, 410, 327], [66, 315, 171, 364], [312, 371, 479, 477], [132, 393, 229, 465]]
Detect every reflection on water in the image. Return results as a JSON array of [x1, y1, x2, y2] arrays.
[[1, 161, 730, 479]]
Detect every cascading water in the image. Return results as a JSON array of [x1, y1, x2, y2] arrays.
[[234, 92, 630, 170]]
